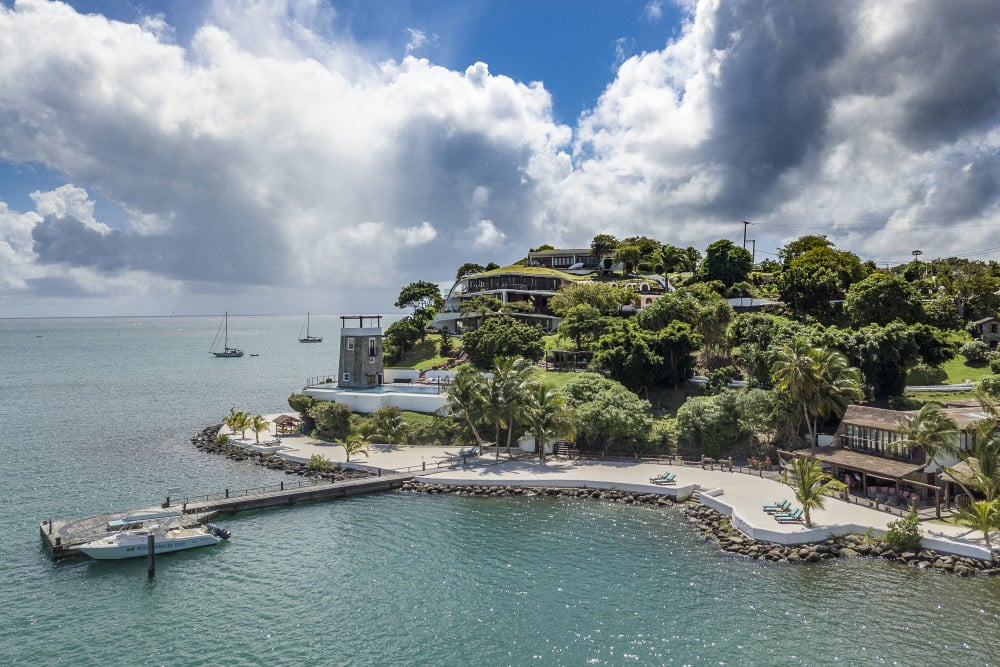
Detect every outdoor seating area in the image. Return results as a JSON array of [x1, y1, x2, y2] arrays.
[[457, 445, 479, 458], [762, 499, 790, 513]]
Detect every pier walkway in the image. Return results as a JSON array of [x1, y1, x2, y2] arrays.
[[40, 471, 417, 559]]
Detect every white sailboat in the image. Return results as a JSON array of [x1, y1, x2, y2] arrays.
[[210, 312, 244, 357], [298, 312, 323, 343]]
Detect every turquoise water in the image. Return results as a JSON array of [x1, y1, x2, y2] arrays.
[[2, 317, 999, 666]]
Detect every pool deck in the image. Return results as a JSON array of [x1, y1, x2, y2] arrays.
[[224, 417, 996, 561]]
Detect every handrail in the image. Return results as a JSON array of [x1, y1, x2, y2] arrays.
[[165, 478, 330, 508]]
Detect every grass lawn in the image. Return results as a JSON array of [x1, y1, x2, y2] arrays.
[[391, 337, 462, 370], [941, 354, 993, 384]]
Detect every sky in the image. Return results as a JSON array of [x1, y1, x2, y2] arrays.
[[0, 0, 998, 318]]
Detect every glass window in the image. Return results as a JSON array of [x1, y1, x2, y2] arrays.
[[347, 338, 355, 351], [342, 372, 350, 382], [369, 337, 376, 357]]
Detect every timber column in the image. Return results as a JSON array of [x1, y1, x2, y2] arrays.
[[338, 315, 383, 388]]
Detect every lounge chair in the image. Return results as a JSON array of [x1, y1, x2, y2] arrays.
[[457, 445, 479, 458], [774, 508, 804, 523], [762, 500, 791, 513], [649, 472, 676, 485]]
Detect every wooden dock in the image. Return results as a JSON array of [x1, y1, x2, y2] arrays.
[[40, 472, 415, 559]]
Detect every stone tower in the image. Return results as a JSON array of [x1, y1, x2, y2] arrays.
[[337, 315, 383, 388]]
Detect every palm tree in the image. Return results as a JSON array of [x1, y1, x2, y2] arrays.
[[523, 383, 576, 462], [342, 435, 370, 462], [892, 402, 958, 464], [783, 455, 846, 528], [249, 415, 271, 444], [368, 407, 407, 445], [440, 366, 488, 447], [492, 357, 538, 455], [224, 408, 251, 440], [772, 341, 863, 446], [953, 499, 999, 561]]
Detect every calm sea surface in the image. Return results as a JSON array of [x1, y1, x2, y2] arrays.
[[2, 316, 999, 666]]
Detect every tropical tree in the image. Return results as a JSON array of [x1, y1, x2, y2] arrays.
[[699, 239, 753, 287], [523, 383, 576, 462], [953, 499, 999, 560], [225, 408, 251, 439], [342, 434, 370, 462], [365, 406, 407, 444], [844, 272, 923, 327], [439, 366, 488, 447], [783, 455, 847, 528], [557, 303, 604, 349], [249, 414, 271, 444], [892, 402, 958, 464], [395, 280, 445, 326], [590, 233, 619, 269], [771, 341, 864, 446], [461, 316, 545, 369], [490, 357, 538, 455]]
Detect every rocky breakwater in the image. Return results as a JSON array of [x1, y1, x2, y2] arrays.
[[191, 425, 371, 483], [683, 503, 999, 576], [401, 480, 679, 506]]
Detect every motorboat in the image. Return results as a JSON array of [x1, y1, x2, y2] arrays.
[[106, 509, 182, 531], [78, 523, 231, 560]]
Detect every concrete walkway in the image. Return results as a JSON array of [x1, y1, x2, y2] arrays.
[[224, 417, 996, 560]]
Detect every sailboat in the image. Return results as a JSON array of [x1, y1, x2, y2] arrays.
[[298, 312, 323, 343], [210, 312, 244, 357]]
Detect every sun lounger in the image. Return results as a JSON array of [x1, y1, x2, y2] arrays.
[[649, 472, 676, 484], [762, 500, 791, 513], [774, 508, 803, 523], [457, 446, 479, 457]]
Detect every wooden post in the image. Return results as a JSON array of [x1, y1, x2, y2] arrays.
[[935, 486, 941, 519], [48, 520, 52, 535], [147, 534, 156, 578], [225, 488, 229, 498], [280, 481, 284, 491]]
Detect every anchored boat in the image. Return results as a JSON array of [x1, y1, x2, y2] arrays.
[[210, 312, 244, 357]]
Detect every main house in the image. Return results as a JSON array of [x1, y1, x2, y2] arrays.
[[428, 248, 665, 334], [790, 403, 990, 511], [971, 317, 1000, 349]]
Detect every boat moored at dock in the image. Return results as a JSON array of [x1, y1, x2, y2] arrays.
[[78, 523, 231, 560]]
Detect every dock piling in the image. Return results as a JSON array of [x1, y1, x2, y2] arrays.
[[147, 534, 155, 578]]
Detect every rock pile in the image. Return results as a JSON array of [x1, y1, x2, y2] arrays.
[[682, 502, 999, 576], [401, 481, 678, 505], [190, 425, 371, 483]]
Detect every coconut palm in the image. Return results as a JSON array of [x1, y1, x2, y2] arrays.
[[249, 414, 271, 444], [491, 357, 538, 455], [523, 383, 576, 462], [893, 402, 959, 464], [440, 366, 488, 447], [367, 406, 407, 445], [783, 455, 847, 528], [953, 499, 999, 561], [342, 435, 370, 462], [225, 408, 251, 439], [772, 341, 863, 446]]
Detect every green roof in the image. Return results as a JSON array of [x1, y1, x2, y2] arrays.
[[470, 265, 589, 280]]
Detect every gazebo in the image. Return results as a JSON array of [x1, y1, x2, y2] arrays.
[[273, 414, 302, 435]]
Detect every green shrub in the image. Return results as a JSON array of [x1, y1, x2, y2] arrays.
[[216, 433, 229, 444], [883, 509, 922, 552], [306, 454, 335, 473], [989, 356, 1000, 374], [959, 340, 990, 366], [905, 363, 947, 386], [978, 374, 1000, 398]]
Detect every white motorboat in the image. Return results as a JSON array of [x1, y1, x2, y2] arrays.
[[78, 523, 231, 560]]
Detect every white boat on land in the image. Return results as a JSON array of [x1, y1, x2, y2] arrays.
[[210, 312, 244, 358], [298, 312, 323, 343], [78, 523, 231, 560]]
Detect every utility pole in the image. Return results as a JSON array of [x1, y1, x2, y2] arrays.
[[742, 221, 751, 250]]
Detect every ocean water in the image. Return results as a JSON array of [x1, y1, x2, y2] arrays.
[[2, 316, 999, 666]]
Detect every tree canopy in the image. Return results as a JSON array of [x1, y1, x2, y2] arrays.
[[461, 316, 545, 369], [699, 239, 753, 287]]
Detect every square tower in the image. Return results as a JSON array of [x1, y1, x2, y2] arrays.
[[338, 315, 384, 388]]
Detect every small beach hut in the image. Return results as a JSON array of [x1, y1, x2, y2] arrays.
[[273, 414, 302, 435]]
